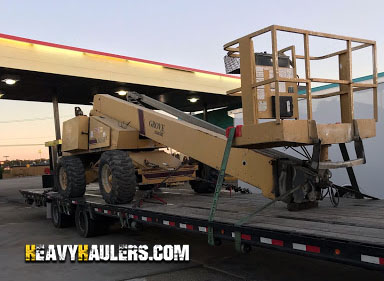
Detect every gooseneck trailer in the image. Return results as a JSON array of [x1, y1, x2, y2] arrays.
[[20, 185, 384, 270]]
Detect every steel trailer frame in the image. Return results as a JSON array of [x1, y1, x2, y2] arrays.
[[20, 188, 384, 271]]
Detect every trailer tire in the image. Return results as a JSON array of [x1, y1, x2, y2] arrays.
[[51, 201, 73, 228], [75, 206, 97, 237], [56, 156, 86, 198], [189, 163, 218, 193], [99, 150, 137, 204]]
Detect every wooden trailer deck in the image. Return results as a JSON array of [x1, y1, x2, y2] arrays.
[[20, 184, 384, 269], [28, 184, 384, 247]]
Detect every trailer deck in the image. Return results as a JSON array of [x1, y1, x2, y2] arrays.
[[20, 184, 384, 270]]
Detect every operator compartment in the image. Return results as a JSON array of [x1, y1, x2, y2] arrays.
[[223, 25, 377, 149]]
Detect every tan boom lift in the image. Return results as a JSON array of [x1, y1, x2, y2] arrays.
[[56, 25, 378, 210]]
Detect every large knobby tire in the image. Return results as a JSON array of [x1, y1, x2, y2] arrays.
[[189, 163, 218, 193], [98, 150, 137, 204], [51, 201, 73, 228], [56, 156, 86, 198]]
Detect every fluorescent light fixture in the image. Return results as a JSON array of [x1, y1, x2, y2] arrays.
[[115, 90, 128, 96], [2, 78, 18, 85], [188, 97, 199, 103]]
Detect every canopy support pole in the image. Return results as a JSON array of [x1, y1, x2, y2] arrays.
[[51, 92, 61, 190]]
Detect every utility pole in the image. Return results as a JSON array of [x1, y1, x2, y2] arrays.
[[3, 156, 9, 167]]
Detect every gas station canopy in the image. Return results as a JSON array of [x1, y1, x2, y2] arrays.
[[0, 33, 241, 111]]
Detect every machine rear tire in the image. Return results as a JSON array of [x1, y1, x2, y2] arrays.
[[98, 150, 137, 204], [189, 163, 218, 193], [56, 156, 86, 198]]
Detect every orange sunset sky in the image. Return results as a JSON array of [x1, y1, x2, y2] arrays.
[[0, 1, 383, 161]]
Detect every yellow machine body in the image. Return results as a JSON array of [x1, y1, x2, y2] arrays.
[[57, 26, 378, 207], [62, 116, 89, 152], [62, 114, 197, 186], [89, 94, 276, 199]]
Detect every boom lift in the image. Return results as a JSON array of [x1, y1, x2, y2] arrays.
[[56, 25, 378, 210]]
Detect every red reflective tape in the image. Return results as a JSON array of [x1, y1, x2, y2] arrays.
[[380, 257, 384, 265], [241, 234, 251, 241], [0, 33, 239, 79], [186, 224, 193, 230], [306, 245, 320, 253], [225, 126, 234, 138], [271, 239, 284, 247], [235, 125, 243, 137], [169, 221, 176, 227]]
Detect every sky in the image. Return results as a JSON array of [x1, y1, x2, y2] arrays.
[[0, 0, 383, 160]]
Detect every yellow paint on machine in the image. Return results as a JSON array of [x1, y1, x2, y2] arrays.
[[92, 94, 275, 199]]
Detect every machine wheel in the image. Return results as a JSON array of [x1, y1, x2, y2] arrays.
[[56, 156, 86, 198], [98, 150, 137, 204], [189, 163, 218, 193], [51, 201, 73, 228], [75, 206, 97, 237]]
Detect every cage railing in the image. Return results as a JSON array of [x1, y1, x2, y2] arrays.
[[224, 25, 378, 126]]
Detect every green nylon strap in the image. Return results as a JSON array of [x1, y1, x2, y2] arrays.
[[234, 231, 242, 252], [208, 127, 236, 246]]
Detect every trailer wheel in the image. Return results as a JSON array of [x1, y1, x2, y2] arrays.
[[189, 163, 218, 193], [51, 201, 73, 228], [75, 206, 96, 237], [240, 243, 252, 254], [99, 150, 137, 204], [56, 156, 86, 198]]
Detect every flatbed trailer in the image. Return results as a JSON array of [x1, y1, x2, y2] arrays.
[[20, 185, 384, 271]]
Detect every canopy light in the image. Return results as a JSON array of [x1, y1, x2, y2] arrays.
[[188, 97, 199, 103], [2, 78, 18, 85], [115, 90, 128, 96]]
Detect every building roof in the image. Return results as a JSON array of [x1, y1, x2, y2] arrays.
[[0, 33, 241, 111]]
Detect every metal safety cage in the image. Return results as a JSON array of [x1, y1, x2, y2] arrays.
[[224, 25, 378, 125]]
